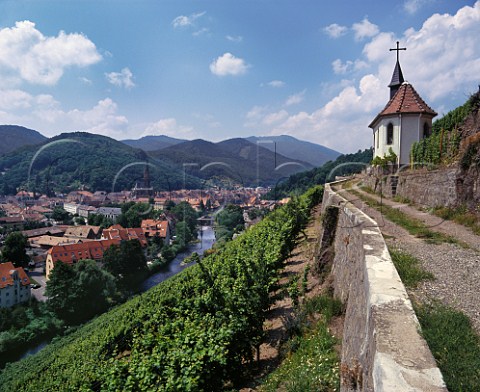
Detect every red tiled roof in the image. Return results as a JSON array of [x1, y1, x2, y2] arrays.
[[0, 262, 31, 288], [47, 239, 121, 265], [369, 82, 437, 128], [141, 219, 170, 238], [102, 225, 148, 247]]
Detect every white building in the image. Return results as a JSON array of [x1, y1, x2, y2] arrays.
[[0, 262, 31, 308], [369, 46, 437, 165], [63, 202, 80, 215]]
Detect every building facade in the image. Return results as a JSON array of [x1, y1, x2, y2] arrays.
[[0, 262, 31, 308]]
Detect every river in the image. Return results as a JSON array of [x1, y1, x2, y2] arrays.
[[141, 225, 215, 291], [14, 225, 215, 364]]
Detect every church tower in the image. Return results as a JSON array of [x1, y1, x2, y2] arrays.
[[369, 41, 437, 165]]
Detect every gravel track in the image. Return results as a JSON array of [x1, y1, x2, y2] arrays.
[[334, 183, 480, 333]]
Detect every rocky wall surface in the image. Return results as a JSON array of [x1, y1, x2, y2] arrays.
[[322, 182, 447, 391], [362, 166, 458, 207]]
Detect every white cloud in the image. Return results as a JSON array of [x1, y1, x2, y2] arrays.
[[210, 53, 249, 76], [172, 12, 206, 28], [0, 20, 101, 86], [226, 35, 243, 42], [262, 110, 289, 126], [0, 91, 129, 139], [0, 89, 32, 110], [267, 80, 285, 88], [332, 59, 370, 74], [79, 76, 92, 85], [284, 90, 306, 106], [323, 23, 348, 38], [105, 67, 135, 89], [193, 28, 209, 37], [352, 18, 379, 41], [142, 118, 194, 138], [404, 0, 430, 15]]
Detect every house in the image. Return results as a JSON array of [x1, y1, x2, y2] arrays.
[[22, 226, 65, 239], [96, 207, 122, 221], [141, 219, 171, 244], [101, 224, 148, 247], [64, 225, 102, 240], [63, 202, 80, 215], [0, 262, 31, 308], [29, 235, 82, 250], [0, 216, 25, 231], [78, 205, 98, 219], [369, 41, 437, 165], [45, 238, 120, 278]]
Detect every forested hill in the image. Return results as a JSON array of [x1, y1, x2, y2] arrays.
[[0, 132, 201, 195], [0, 125, 47, 156], [150, 138, 312, 187], [246, 135, 341, 167], [121, 135, 186, 151], [266, 148, 373, 199]]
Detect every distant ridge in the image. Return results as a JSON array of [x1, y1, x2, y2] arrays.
[[122, 135, 186, 151], [0, 125, 47, 156], [150, 138, 312, 186], [246, 135, 341, 167]]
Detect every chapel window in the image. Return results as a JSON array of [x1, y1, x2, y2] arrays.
[[387, 123, 394, 145]]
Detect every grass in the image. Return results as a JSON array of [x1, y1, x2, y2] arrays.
[[432, 205, 480, 235], [259, 295, 342, 392], [415, 301, 480, 391], [387, 247, 480, 390], [349, 189, 465, 246], [389, 248, 434, 288]]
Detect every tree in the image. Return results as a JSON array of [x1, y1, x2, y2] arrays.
[[160, 244, 175, 263], [103, 240, 148, 290], [52, 207, 71, 223], [74, 217, 86, 225], [173, 221, 193, 250], [164, 199, 175, 211], [45, 260, 117, 325], [1, 232, 29, 267], [172, 201, 198, 235], [45, 262, 78, 323], [205, 198, 212, 210]]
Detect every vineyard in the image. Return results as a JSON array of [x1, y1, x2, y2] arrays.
[[410, 93, 476, 166], [0, 186, 323, 391]]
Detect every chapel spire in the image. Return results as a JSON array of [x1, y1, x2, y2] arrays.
[[388, 41, 406, 99]]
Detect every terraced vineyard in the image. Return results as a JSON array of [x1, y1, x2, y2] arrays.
[[0, 186, 323, 391]]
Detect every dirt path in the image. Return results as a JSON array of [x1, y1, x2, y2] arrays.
[[333, 180, 480, 333], [239, 205, 326, 391]]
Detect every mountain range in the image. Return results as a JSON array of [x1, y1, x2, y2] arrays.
[[0, 126, 341, 194]]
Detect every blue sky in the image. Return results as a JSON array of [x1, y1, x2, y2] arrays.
[[0, 0, 478, 153]]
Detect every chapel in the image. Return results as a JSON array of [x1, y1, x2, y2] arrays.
[[369, 42, 437, 165]]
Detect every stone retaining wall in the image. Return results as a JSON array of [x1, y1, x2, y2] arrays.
[[362, 166, 459, 207], [322, 182, 447, 391]]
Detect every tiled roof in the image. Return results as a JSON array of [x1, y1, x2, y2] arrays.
[[369, 82, 437, 128], [47, 239, 121, 265], [0, 262, 30, 288], [141, 219, 170, 238], [102, 225, 148, 247]]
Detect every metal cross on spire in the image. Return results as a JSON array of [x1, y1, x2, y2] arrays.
[[389, 41, 406, 62]]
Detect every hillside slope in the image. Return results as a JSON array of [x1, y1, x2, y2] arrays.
[[246, 135, 341, 167], [0, 132, 201, 195], [121, 135, 186, 151], [150, 138, 312, 186], [0, 125, 47, 156]]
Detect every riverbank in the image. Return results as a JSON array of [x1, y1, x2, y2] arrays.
[[1, 225, 215, 370]]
